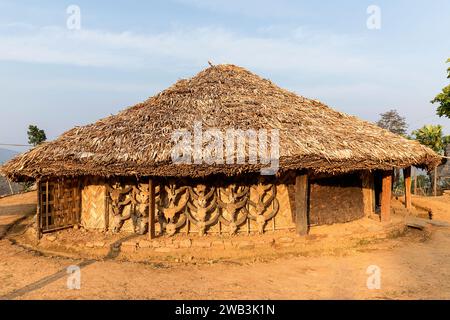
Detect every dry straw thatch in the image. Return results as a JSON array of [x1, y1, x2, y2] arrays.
[[1, 64, 441, 181]]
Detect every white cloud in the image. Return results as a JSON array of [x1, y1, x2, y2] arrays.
[[0, 24, 373, 76], [0, 22, 448, 137]]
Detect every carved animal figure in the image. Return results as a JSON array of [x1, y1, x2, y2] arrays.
[[157, 182, 188, 236], [247, 183, 279, 234], [108, 183, 133, 233], [218, 185, 249, 235], [186, 185, 219, 236]]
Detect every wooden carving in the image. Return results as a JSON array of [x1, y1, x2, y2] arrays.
[[108, 183, 133, 233], [248, 183, 279, 234], [186, 185, 219, 236], [157, 182, 188, 236], [218, 185, 249, 235], [131, 184, 150, 235]]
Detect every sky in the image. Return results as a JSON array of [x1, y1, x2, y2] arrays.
[[0, 0, 449, 152]]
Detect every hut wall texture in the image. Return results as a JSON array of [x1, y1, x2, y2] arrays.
[[76, 173, 366, 235], [81, 182, 106, 230], [308, 173, 365, 225]]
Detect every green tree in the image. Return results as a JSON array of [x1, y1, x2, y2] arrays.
[[27, 125, 47, 146], [444, 135, 450, 148], [431, 58, 450, 118], [376, 109, 408, 136], [412, 124, 446, 154]]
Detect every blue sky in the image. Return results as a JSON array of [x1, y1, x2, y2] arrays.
[[0, 0, 449, 152]]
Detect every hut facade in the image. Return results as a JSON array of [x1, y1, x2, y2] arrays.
[[1, 65, 441, 239]]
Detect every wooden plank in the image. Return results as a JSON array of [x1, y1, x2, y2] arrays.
[[148, 179, 156, 240], [381, 171, 392, 222], [434, 167, 438, 197], [404, 167, 412, 210], [294, 174, 309, 236], [104, 183, 110, 232], [36, 180, 42, 240], [361, 171, 374, 216], [45, 181, 49, 229]]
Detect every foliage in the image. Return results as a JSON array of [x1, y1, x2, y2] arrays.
[[27, 125, 47, 147], [412, 124, 446, 154], [431, 58, 450, 118], [376, 109, 408, 136]]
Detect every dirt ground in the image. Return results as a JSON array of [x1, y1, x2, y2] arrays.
[[0, 192, 36, 238], [0, 192, 449, 300]]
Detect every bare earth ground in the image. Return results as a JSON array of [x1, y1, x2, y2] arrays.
[[0, 192, 449, 300]]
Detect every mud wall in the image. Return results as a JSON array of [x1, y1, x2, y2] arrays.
[[308, 173, 365, 225], [79, 172, 366, 235]]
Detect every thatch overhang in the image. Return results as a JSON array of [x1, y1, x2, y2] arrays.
[[1, 64, 441, 181]]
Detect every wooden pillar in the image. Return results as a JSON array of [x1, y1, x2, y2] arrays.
[[295, 174, 309, 236], [404, 167, 412, 210], [381, 171, 392, 222], [433, 167, 438, 197], [104, 183, 110, 232], [36, 180, 42, 240], [45, 180, 49, 229], [361, 171, 374, 216], [148, 179, 156, 240]]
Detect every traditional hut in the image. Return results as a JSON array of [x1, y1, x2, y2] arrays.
[[1, 65, 441, 239]]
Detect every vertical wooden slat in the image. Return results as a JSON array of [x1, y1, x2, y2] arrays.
[[104, 183, 110, 232], [404, 167, 412, 210], [295, 174, 309, 236], [77, 179, 82, 224], [381, 171, 392, 222], [36, 180, 42, 240], [148, 179, 156, 240], [73, 181, 77, 225], [433, 167, 438, 196], [40, 183, 44, 231], [45, 181, 49, 229]]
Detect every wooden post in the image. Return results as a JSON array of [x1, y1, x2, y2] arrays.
[[36, 180, 42, 240], [381, 171, 392, 222], [104, 184, 109, 232], [361, 171, 374, 216], [45, 180, 49, 229], [434, 167, 438, 197], [148, 179, 156, 240], [404, 167, 412, 211], [295, 174, 309, 236]]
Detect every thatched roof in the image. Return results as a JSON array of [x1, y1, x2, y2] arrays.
[[1, 64, 441, 181]]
